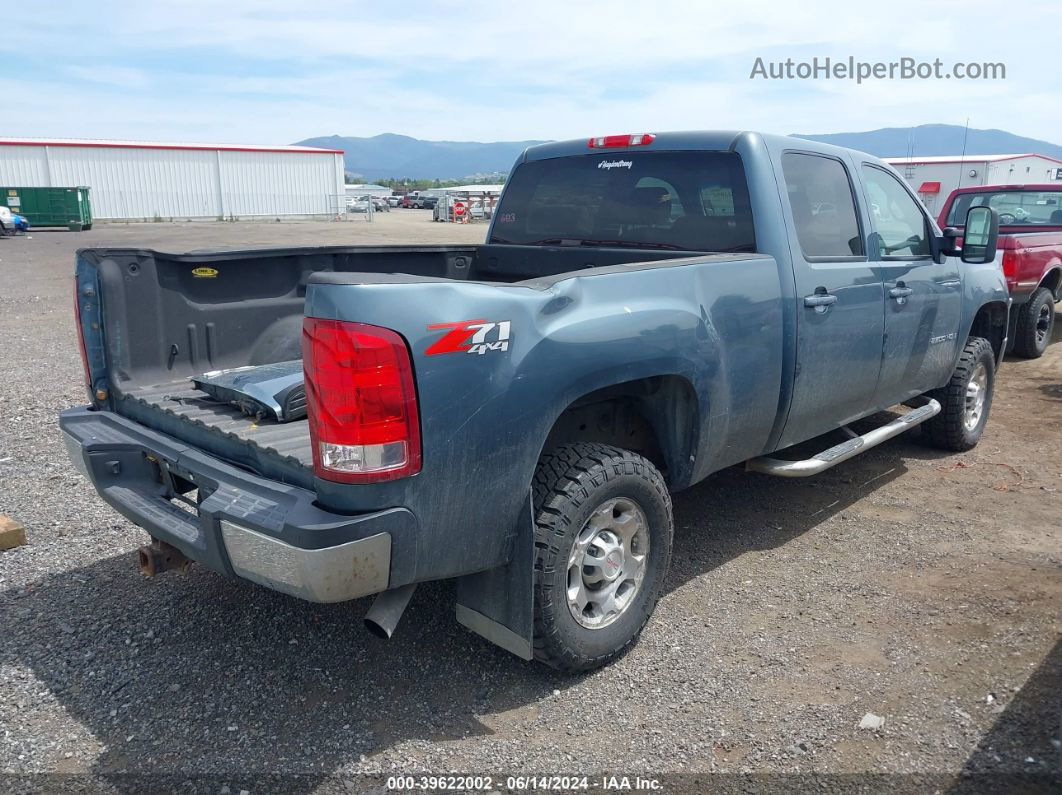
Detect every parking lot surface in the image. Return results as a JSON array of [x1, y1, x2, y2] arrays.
[[0, 215, 1059, 791]]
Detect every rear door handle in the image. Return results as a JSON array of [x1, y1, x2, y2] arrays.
[[804, 293, 838, 308], [889, 287, 913, 299]]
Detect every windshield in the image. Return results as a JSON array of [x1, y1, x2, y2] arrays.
[[490, 151, 756, 252], [947, 189, 1062, 227]]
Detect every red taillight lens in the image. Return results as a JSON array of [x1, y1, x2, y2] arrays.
[[302, 318, 421, 483], [587, 133, 656, 148], [1001, 249, 1019, 278]]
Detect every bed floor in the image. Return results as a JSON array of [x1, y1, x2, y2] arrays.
[[123, 382, 313, 468]]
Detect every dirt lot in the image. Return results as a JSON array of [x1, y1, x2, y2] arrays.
[[0, 215, 1059, 792]]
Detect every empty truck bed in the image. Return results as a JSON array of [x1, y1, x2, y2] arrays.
[[118, 382, 313, 486]]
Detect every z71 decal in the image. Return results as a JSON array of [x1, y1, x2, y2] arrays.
[[425, 319, 511, 356]]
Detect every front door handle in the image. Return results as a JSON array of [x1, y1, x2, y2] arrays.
[[889, 286, 914, 299], [804, 293, 838, 308]]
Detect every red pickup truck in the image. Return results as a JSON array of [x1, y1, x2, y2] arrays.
[[939, 185, 1062, 358]]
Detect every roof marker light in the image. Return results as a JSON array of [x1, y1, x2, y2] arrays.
[[588, 133, 656, 149]]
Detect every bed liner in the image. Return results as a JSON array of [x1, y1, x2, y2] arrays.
[[122, 382, 312, 469]]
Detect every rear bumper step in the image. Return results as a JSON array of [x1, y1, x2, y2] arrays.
[[60, 406, 414, 602], [745, 399, 941, 478]]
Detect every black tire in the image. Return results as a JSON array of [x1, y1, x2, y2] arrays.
[[922, 336, 995, 452], [1012, 287, 1055, 359], [531, 443, 672, 672]]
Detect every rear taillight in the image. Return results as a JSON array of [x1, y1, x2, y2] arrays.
[[302, 318, 421, 483], [588, 133, 656, 148], [1001, 249, 1019, 279]]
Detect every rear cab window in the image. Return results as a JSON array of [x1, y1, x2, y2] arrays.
[[490, 151, 756, 252], [781, 152, 864, 259]]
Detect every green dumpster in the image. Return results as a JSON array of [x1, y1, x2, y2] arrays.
[[2, 187, 93, 231]]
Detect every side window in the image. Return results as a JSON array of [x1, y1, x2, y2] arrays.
[[861, 166, 930, 257], [781, 153, 864, 257]]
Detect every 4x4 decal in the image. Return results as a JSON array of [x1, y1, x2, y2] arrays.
[[425, 319, 511, 356]]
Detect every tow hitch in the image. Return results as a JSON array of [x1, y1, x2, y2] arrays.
[[138, 538, 193, 577]]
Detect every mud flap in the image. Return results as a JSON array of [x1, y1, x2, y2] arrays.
[[454, 493, 534, 660]]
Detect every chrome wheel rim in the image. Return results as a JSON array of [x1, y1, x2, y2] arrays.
[[964, 362, 989, 431], [566, 497, 650, 629], [1035, 302, 1052, 346]]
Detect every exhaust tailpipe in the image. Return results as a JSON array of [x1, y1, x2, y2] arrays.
[[138, 539, 192, 577], [363, 584, 417, 639]]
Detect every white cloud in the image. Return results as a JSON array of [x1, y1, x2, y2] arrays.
[[5, 0, 1060, 144]]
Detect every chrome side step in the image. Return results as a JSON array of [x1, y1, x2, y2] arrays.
[[746, 399, 941, 478]]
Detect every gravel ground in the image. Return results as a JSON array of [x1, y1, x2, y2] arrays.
[[0, 216, 1059, 793]]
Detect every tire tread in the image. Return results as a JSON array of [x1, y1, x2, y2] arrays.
[[531, 443, 672, 672], [922, 336, 995, 452], [1012, 287, 1054, 359]]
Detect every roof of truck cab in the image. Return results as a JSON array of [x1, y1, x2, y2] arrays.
[[521, 131, 747, 161], [518, 130, 886, 166]]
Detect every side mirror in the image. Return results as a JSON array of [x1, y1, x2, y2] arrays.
[[960, 206, 999, 264], [940, 226, 962, 258]]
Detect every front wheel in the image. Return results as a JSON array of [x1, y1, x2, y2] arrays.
[[921, 336, 996, 452], [531, 443, 673, 672]]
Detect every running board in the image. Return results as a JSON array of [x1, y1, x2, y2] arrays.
[[746, 399, 941, 478]]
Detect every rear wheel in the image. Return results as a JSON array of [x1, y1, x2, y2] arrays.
[[1012, 287, 1055, 359], [531, 443, 672, 672], [921, 336, 995, 452]]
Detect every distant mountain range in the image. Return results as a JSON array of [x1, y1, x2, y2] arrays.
[[792, 124, 1062, 159], [295, 125, 1062, 180], [294, 133, 546, 181]]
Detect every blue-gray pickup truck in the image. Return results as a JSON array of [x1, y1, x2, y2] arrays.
[[61, 131, 1009, 671]]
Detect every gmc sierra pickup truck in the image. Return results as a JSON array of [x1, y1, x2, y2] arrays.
[[938, 184, 1061, 358], [61, 131, 1009, 671]]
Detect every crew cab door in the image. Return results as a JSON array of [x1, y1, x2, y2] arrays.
[[859, 164, 962, 404], [775, 151, 885, 447]]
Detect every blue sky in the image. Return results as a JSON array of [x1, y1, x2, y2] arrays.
[[5, 1, 1059, 145]]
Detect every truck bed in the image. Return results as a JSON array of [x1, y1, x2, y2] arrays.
[[79, 243, 706, 486], [122, 381, 312, 470]]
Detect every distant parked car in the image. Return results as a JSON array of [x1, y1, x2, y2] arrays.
[[0, 207, 14, 236], [470, 201, 493, 220], [346, 196, 370, 213], [387, 196, 401, 207], [405, 194, 438, 209], [371, 197, 391, 212]]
